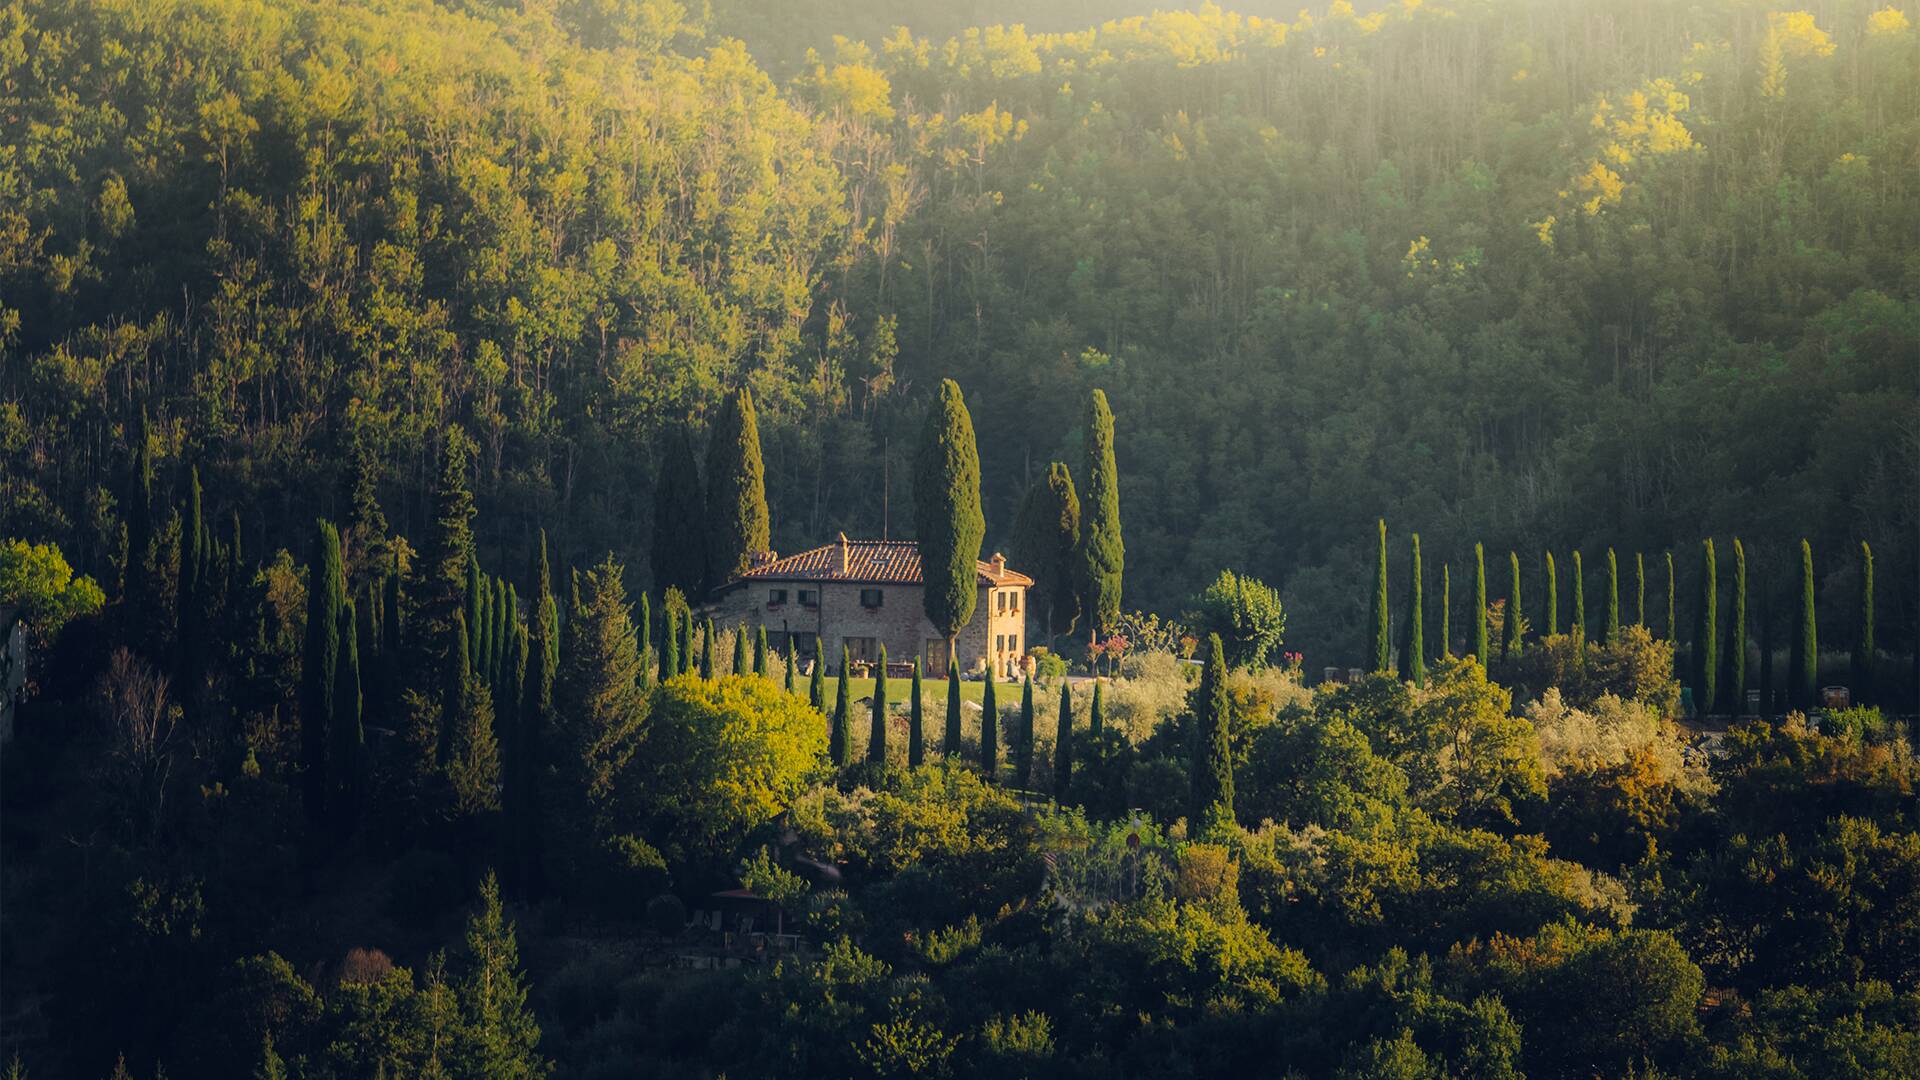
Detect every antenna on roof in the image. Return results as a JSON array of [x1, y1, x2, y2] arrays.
[[882, 433, 890, 540]]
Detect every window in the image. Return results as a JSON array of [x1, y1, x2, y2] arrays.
[[927, 640, 949, 675], [1009, 633, 1019, 654], [995, 590, 1005, 613], [995, 634, 1005, 653], [844, 636, 878, 664], [798, 589, 818, 608], [860, 588, 884, 608], [1008, 590, 1020, 614], [768, 588, 788, 606]]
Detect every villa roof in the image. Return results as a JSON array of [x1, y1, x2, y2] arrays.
[[726, 537, 1032, 589]]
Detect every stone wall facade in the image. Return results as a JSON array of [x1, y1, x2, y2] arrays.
[[707, 579, 1027, 678]]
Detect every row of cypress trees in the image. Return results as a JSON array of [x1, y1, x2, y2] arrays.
[[1367, 521, 1882, 710]]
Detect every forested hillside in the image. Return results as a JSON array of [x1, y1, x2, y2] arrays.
[[3, 0, 1916, 671]]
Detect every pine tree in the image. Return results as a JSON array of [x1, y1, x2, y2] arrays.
[[1014, 676, 1036, 788], [703, 387, 771, 591], [943, 643, 963, 755], [699, 616, 715, 679], [301, 519, 344, 829], [731, 622, 748, 675], [809, 636, 826, 710], [1855, 541, 1874, 702], [331, 597, 363, 830], [754, 625, 769, 676], [1603, 548, 1621, 644], [1634, 552, 1647, 628], [1728, 539, 1748, 716], [908, 657, 925, 767], [980, 667, 999, 781], [1545, 551, 1559, 637], [1473, 543, 1489, 669], [1572, 551, 1587, 639], [867, 645, 890, 764], [829, 647, 851, 766], [1370, 518, 1391, 673], [914, 379, 986, 651], [1696, 540, 1718, 714], [454, 872, 546, 1078], [1665, 551, 1677, 642], [445, 609, 502, 817], [1054, 681, 1073, 802], [1402, 533, 1425, 686], [1010, 461, 1082, 643], [1080, 389, 1126, 640], [1190, 633, 1233, 832], [418, 428, 478, 677], [1792, 539, 1818, 709], [652, 427, 707, 603], [554, 558, 647, 851], [1503, 550, 1523, 661], [1440, 564, 1452, 658], [1090, 679, 1105, 736]]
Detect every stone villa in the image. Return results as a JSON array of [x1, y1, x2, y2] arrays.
[[706, 535, 1031, 678]]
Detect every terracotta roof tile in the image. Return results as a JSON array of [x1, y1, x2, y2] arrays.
[[730, 538, 1033, 588]]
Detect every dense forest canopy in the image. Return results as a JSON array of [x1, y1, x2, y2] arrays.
[[3, 0, 1916, 666]]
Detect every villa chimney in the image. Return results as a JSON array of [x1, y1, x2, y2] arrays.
[[837, 532, 850, 574], [990, 552, 1006, 576]]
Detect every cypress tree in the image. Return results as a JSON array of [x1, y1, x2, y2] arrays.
[[1190, 633, 1233, 832], [703, 387, 771, 591], [1603, 548, 1620, 644], [660, 606, 680, 682], [1792, 540, 1817, 709], [908, 658, 925, 767], [677, 611, 692, 677], [1572, 551, 1586, 638], [1855, 541, 1874, 702], [980, 667, 999, 781], [943, 643, 963, 755], [867, 645, 890, 764], [809, 636, 826, 710], [1635, 552, 1647, 628], [1473, 544, 1489, 669], [445, 611, 501, 819], [466, 556, 485, 674], [494, 576, 513, 686], [652, 427, 707, 602], [636, 591, 653, 688], [785, 649, 797, 694], [914, 378, 986, 652], [515, 530, 558, 897], [126, 408, 154, 607], [1054, 680, 1073, 802], [418, 428, 477, 682], [355, 585, 380, 725], [1403, 534, 1426, 686], [300, 520, 344, 829], [1545, 551, 1558, 637], [1504, 550, 1524, 661], [1080, 389, 1125, 639], [331, 597, 363, 830], [178, 464, 205, 682], [1090, 678, 1105, 736], [1729, 539, 1748, 716], [1696, 539, 1718, 714], [1370, 518, 1391, 673], [1665, 551, 1676, 642], [699, 616, 715, 679], [829, 647, 851, 766], [383, 555, 403, 707], [731, 622, 749, 675], [551, 559, 648, 879], [1011, 461, 1082, 644], [1440, 564, 1452, 659], [1014, 676, 1036, 788], [754, 625, 769, 676]]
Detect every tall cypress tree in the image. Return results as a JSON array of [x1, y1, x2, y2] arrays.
[[1473, 543, 1489, 669], [1403, 534, 1426, 686], [1011, 461, 1082, 644], [699, 616, 715, 679], [754, 625, 769, 676], [418, 427, 477, 686], [1080, 389, 1126, 640], [1728, 539, 1748, 715], [1854, 541, 1874, 702], [867, 645, 890, 764], [636, 591, 653, 688], [809, 636, 826, 710], [703, 387, 771, 592], [1190, 633, 1233, 832], [331, 598, 363, 830], [383, 555, 403, 710], [1090, 679, 1105, 736], [1663, 551, 1676, 641], [943, 643, 963, 755], [731, 622, 749, 675], [515, 530, 558, 897], [178, 464, 205, 683], [466, 558, 486, 675], [980, 668, 999, 781], [660, 606, 680, 682], [1545, 551, 1558, 637], [1792, 540, 1818, 709], [126, 408, 154, 608], [357, 583, 382, 727], [1370, 519, 1391, 673], [1760, 563, 1776, 718], [908, 658, 925, 767], [493, 576, 513, 686], [1696, 539, 1718, 714], [829, 647, 851, 766], [1014, 676, 1036, 788], [785, 649, 797, 694], [652, 428, 707, 602], [1504, 550, 1524, 661], [1054, 681, 1074, 802], [1635, 552, 1647, 628], [1603, 548, 1620, 645], [301, 520, 344, 829], [1440, 564, 1452, 659], [1572, 551, 1587, 639], [914, 379, 986, 652]]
